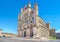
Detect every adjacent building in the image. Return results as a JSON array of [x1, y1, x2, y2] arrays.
[[0, 29, 16, 38], [50, 28, 56, 37], [0, 29, 2, 37], [18, 2, 50, 38], [56, 33, 60, 39]]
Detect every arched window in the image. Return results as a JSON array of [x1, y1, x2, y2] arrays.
[[31, 21, 33, 23], [32, 17, 34, 21], [27, 26, 29, 29], [24, 28, 26, 30]]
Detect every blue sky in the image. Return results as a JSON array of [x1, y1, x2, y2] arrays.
[[0, 0, 60, 34]]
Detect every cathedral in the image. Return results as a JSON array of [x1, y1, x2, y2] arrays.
[[18, 2, 50, 38]]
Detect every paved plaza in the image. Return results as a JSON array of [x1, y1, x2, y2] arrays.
[[0, 38, 60, 42]]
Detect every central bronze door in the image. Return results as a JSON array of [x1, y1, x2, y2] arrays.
[[30, 23, 34, 37], [30, 28, 33, 37], [24, 31, 26, 37]]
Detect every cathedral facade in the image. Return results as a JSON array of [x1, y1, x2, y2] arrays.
[[18, 2, 50, 38]]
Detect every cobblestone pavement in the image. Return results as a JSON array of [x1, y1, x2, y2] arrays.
[[0, 38, 60, 42]]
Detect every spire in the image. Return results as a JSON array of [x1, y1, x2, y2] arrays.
[[34, 2, 38, 10], [28, 1, 31, 7], [34, 2, 38, 6], [34, 2, 38, 15]]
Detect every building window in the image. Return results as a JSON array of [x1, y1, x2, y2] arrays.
[[34, 24, 36, 26], [27, 26, 29, 29], [30, 17, 34, 23], [24, 28, 26, 30], [32, 17, 34, 21], [26, 20, 29, 24], [31, 20, 33, 23]]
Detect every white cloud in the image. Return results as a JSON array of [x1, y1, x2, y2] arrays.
[[56, 29, 60, 33]]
